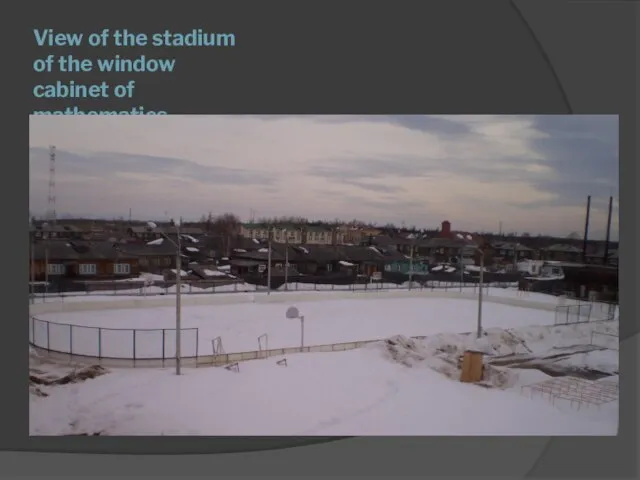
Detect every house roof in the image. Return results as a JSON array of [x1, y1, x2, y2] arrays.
[[294, 245, 346, 262], [545, 244, 582, 253], [423, 237, 476, 248], [493, 242, 534, 252], [232, 249, 285, 262], [230, 258, 261, 267], [121, 242, 178, 257], [32, 240, 138, 261], [128, 225, 204, 236], [30, 224, 81, 234], [372, 235, 413, 246], [339, 245, 384, 263]]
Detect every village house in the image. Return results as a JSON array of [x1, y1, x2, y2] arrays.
[[119, 242, 177, 273], [29, 240, 140, 282], [303, 225, 334, 245], [541, 244, 583, 262], [337, 225, 363, 245], [492, 241, 535, 269], [127, 225, 205, 242], [240, 223, 304, 244], [30, 224, 83, 241], [284, 244, 346, 275]]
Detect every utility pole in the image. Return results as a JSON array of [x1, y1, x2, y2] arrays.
[[175, 218, 182, 375], [284, 229, 289, 290], [477, 248, 485, 339], [408, 240, 414, 290], [267, 227, 272, 295]]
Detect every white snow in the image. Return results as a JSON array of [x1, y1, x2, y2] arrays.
[[431, 265, 444, 272], [181, 235, 199, 243], [339, 261, 355, 266], [233, 249, 247, 253], [203, 269, 228, 277], [258, 248, 269, 253], [465, 265, 487, 272], [146, 238, 163, 246], [252, 239, 260, 244], [170, 269, 188, 277], [30, 335, 618, 435], [36, 297, 560, 358], [444, 267, 456, 273], [186, 247, 199, 253]]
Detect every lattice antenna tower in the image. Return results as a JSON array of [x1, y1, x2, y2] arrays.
[[47, 145, 57, 224]]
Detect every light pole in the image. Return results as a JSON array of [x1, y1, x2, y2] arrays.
[[284, 229, 289, 290], [267, 227, 273, 295], [408, 240, 414, 290], [475, 247, 485, 339], [148, 220, 183, 375], [285, 306, 305, 349]]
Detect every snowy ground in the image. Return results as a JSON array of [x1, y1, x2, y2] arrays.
[[33, 296, 565, 358], [29, 319, 619, 436]]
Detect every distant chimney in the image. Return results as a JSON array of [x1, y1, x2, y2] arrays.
[[441, 221, 451, 236]]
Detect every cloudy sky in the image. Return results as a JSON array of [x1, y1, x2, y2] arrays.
[[29, 115, 619, 239]]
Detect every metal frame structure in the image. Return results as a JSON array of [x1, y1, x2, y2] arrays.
[[521, 376, 618, 410]]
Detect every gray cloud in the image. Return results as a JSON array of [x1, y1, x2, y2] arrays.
[[526, 115, 618, 207], [249, 114, 471, 135], [29, 148, 276, 186], [339, 180, 406, 194], [29, 115, 618, 238], [309, 155, 438, 181]]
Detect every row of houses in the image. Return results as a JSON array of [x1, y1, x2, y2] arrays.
[[29, 218, 617, 284], [27, 236, 427, 284]]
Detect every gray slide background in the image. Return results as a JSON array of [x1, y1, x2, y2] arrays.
[[4, 0, 637, 476]]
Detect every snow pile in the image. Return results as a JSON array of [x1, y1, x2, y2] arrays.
[[372, 319, 619, 390], [553, 350, 619, 375]]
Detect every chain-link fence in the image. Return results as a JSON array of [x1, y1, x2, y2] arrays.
[[554, 303, 594, 325], [29, 316, 199, 360], [31, 279, 516, 301]]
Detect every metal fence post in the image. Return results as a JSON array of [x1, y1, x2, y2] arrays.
[[195, 328, 199, 361], [69, 325, 73, 356], [30, 316, 35, 344], [133, 329, 137, 361], [162, 329, 166, 361], [46, 320, 50, 350], [98, 327, 102, 359]]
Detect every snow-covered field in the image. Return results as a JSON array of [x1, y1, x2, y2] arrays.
[[33, 296, 563, 358], [31, 280, 515, 303], [29, 318, 619, 436]]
